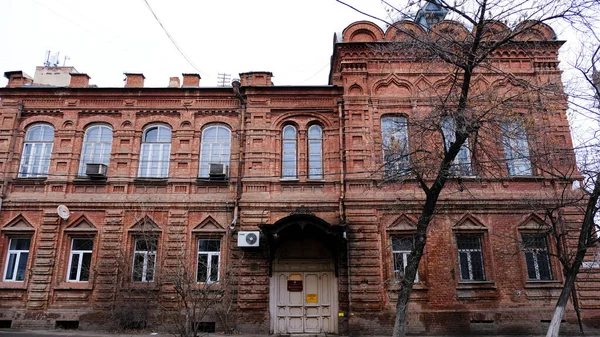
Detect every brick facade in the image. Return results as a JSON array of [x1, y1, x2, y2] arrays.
[[0, 19, 598, 335]]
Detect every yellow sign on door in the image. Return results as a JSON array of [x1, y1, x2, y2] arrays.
[[306, 294, 318, 303]]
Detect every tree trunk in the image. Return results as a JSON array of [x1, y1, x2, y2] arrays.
[[546, 270, 577, 337]]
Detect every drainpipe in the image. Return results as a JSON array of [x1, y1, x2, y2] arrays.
[[338, 99, 346, 224], [1, 102, 23, 201], [338, 99, 353, 325], [231, 81, 246, 230]]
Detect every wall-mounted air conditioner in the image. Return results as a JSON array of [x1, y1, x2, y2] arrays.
[[238, 231, 260, 247], [209, 163, 228, 178], [86, 163, 108, 177]]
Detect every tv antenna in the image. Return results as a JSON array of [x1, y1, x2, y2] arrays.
[[217, 73, 231, 87]]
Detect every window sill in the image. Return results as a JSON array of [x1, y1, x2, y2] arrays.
[[13, 177, 47, 183], [121, 282, 160, 290], [280, 178, 299, 182], [133, 178, 168, 186], [73, 177, 108, 185], [457, 281, 496, 290], [389, 282, 427, 291], [196, 177, 229, 186], [306, 179, 327, 183], [0, 281, 28, 289], [55, 282, 94, 290], [524, 280, 562, 288]]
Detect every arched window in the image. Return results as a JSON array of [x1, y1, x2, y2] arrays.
[[78, 125, 113, 176], [199, 125, 231, 178], [441, 117, 471, 176], [501, 120, 532, 176], [18, 124, 54, 178], [308, 125, 323, 179], [138, 125, 171, 178], [381, 115, 409, 176], [282, 125, 297, 179]]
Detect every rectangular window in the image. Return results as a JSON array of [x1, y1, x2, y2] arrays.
[[3, 238, 31, 281], [501, 120, 532, 176], [391, 236, 418, 282], [67, 238, 93, 282], [197, 239, 220, 283], [132, 238, 157, 282], [441, 117, 472, 176], [457, 235, 485, 281], [522, 235, 553, 280]]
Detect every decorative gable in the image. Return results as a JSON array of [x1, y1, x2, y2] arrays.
[[65, 215, 97, 232], [193, 215, 226, 233], [2, 214, 34, 231], [387, 214, 418, 231], [453, 214, 487, 231], [129, 215, 161, 232], [518, 214, 550, 231]]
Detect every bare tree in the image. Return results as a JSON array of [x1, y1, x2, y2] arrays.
[[334, 1, 595, 336]]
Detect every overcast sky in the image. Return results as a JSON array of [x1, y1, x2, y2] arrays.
[[0, 0, 391, 88]]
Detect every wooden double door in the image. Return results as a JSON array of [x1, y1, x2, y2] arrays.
[[270, 262, 338, 334]]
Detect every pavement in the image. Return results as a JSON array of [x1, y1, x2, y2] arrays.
[[1, 331, 599, 337]]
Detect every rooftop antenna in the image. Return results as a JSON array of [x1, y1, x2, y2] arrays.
[[63, 55, 70, 66], [217, 73, 231, 87], [44, 50, 51, 67]]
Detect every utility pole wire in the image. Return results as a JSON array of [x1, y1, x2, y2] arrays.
[[141, 0, 206, 76]]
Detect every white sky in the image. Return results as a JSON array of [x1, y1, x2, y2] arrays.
[[0, 0, 389, 88]]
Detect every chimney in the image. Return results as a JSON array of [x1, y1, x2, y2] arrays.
[[4, 71, 33, 88], [182, 73, 200, 87], [168, 76, 181, 88], [239, 71, 273, 87], [69, 73, 90, 88], [124, 73, 145, 88]]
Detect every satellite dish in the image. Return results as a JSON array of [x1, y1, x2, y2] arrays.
[[57, 205, 70, 220]]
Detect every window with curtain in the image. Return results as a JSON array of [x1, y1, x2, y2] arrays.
[[308, 125, 323, 179], [18, 124, 54, 178], [381, 115, 409, 177], [441, 117, 472, 176], [199, 125, 231, 178], [501, 120, 532, 176], [282, 125, 297, 179], [78, 125, 113, 176], [138, 125, 171, 178]]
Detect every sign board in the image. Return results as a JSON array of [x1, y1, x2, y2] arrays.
[[306, 294, 318, 303], [287, 280, 303, 292]]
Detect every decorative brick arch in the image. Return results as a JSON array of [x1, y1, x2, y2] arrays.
[[385, 20, 426, 41], [342, 21, 384, 42], [429, 20, 470, 41], [514, 20, 557, 41], [372, 74, 413, 97]]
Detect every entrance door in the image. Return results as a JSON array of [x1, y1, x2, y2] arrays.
[[271, 270, 337, 334]]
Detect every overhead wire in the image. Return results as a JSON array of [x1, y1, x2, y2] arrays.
[[141, 0, 206, 76]]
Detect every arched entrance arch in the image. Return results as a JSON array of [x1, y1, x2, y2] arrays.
[[259, 214, 345, 334]]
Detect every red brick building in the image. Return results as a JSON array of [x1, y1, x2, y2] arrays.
[[0, 18, 598, 335]]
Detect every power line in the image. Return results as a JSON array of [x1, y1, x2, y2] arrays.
[[141, 0, 206, 76]]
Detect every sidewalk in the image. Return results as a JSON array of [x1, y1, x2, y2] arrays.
[[3, 331, 599, 337]]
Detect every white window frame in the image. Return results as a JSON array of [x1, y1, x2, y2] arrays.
[[441, 117, 472, 176], [67, 238, 94, 282], [198, 125, 232, 178], [197, 238, 221, 284], [391, 236, 418, 283], [282, 125, 297, 179], [132, 237, 157, 282], [307, 125, 323, 179], [18, 124, 54, 178], [78, 125, 113, 176], [381, 115, 409, 177], [3, 238, 31, 282], [456, 235, 486, 281], [501, 120, 532, 176], [138, 125, 171, 178], [522, 234, 553, 281]]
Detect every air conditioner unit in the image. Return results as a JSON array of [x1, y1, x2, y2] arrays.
[[209, 163, 228, 177], [238, 231, 260, 247], [86, 163, 108, 177]]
